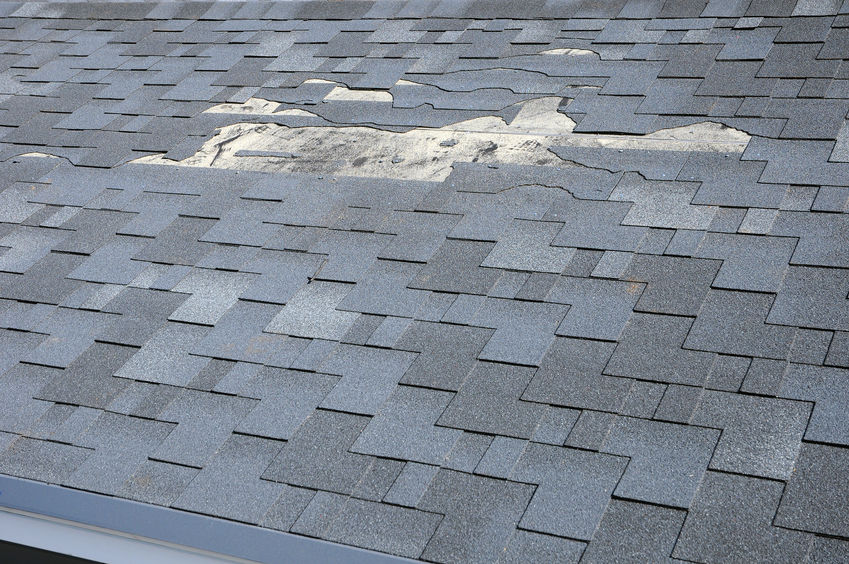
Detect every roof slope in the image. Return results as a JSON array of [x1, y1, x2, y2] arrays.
[[1, 0, 849, 561]]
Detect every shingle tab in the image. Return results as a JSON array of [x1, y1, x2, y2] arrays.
[[690, 390, 809, 480], [438, 362, 545, 439], [601, 416, 719, 508], [172, 433, 284, 524], [317, 343, 416, 416], [352, 386, 460, 465], [512, 443, 627, 540], [152, 389, 257, 468], [674, 472, 812, 562], [262, 410, 373, 495], [265, 281, 359, 340], [418, 469, 535, 564], [581, 500, 685, 563], [775, 443, 849, 538]]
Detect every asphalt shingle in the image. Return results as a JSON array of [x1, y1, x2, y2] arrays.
[[1, 7, 847, 562]]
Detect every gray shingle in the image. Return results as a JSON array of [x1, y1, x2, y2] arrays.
[[590, 251, 632, 280], [0, 328, 46, 388], [383, 462, 439, 508], [395, 321, 492, 391], [776, 443, 849, 538], [236, 367, 337, 441], [512, 443, 627, 540], [264, 281, 359, 340], [673, 472, 812, 562], [67, 236, 149, 285], [36, 342, 134, 409], [443, 295, 567, 366], [438, 361, 545, 439], [262, 410, 373, 495], [240, 250, 324, 305], [119, 459, 199, 507], [153, 389, 257, 468], [654, 384, 704, 423], [741, 358, 788, 396], [481, 219, 574, 273], [679, 149, 787, 208], [308, 230, 393, 283], [523, 337, 630, 412], [192, 300, 286, 364], [0, 436, 91, 483], [133, 216, 216, 266], [25, 306, 117, 368], [531, 406, 581, 446], [475, 437, 528, 479], [199, 199, 281, 247], [408, 239, 502, 295], [743, 137, 849, 186], [547, 276, 642, 341], [606, 313, 715, 386], [289, 338, 338, 372], [377, 210, 459, 263], [780, 364, 849, 445], [259, 485, 316, 532], [620, 380, 665, 418], [100, 287, 188, 347], [804, 537, 849, 563], [768, 266, 849, 331], [0, 361, 53, 435], [325, 498, 441, 559], [772, 204, 849, 265], [336, 259, 428, 318], [555, 147, 688, 182], [704, 354, 750, 392], [601, 417, 719, 508], [55, 209, 134, 255], [548, 199, 647, 252], [418, 469, 535, 564], [351, 386, 460, 465], [686, 289, 795, 359], [581, 500, 685, 564], [789, 328, 831, 365], [169, 268, 255, 326], [694, 232, 795, 292], [352, 458, 405, 503], [317, 343, 416, 416], [0, 181, 46, 223], [624, 255, 719, 316], [115, 321, 210, 386], [500, 530, 585, 564], [442, 432, 492, 473], [66, 412, 173, 496], [0, 225, 69, 274], [691, 390, 809, 480], [827, 331, 849, 368], [290, 491, 347, 538], [172, 434, 284, 524]]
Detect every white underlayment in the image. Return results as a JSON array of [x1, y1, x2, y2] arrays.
[[133, 81, 751, 182]]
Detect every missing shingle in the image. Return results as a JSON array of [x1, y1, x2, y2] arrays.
[[134, 96, 751, 181]]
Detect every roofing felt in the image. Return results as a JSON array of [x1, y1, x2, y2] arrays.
[[0, 0, 849, 561]]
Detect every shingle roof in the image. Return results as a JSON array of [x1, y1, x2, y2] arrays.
[[1, 1, 849, 561]]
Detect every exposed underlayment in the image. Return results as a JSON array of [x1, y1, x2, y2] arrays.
[[2, 2, 849, 563], [137, 95, 749, 181]]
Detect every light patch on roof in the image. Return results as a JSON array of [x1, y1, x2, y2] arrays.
[[539, 48, 599, 56], [324, 85, 393, 103], [204, 98, 319, 117], [15, 152, 63, 159], [137, 96, 751, 182]]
